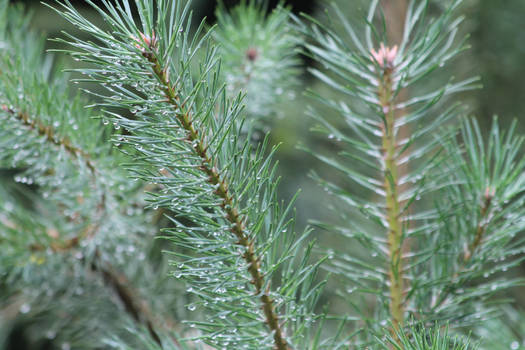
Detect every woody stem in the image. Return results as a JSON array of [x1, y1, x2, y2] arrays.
[[143, 50, 289, 350], [379, 67, 405, 330]]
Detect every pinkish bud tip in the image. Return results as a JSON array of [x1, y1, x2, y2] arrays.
[[370, 43, 398, 69], [133, 31, 157, 51], [246, 47, 258, 62], [485, 187, 495, 199]]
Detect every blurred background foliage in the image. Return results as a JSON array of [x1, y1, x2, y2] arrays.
[[3, 0, 525, 348]]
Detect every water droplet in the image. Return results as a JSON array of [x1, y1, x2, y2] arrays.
[[46, 330, 56, 339], [19, 303, 31, 314]]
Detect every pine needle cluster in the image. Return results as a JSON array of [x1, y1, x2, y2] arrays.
[[1, 0, 524, 349]]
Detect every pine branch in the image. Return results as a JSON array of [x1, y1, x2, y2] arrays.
[[141, 37, 289, 350], [425, 118, 525, 320], [1, 102, 176, 346], [214, 1, 299, 121], [375, 51, 406, 329], [51, 1, 320, 348], [18, 192, 173, 346], [0, 187, 180, 348], [91, 250, 163, 348], [2, 0, 525, 348], [0, 3, 185, 347], [464, 187, 494, 262], [1, 102, 110, 252], [3, 182, 173, 347], [2, 105, 97, 174], [379, 323, 475, 350], [380, 0, 411, 333], [296, 0, 482, 340]]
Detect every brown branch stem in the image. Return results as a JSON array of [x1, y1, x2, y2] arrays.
[[3, 104, 109, 252], [377, 1, 409, 336], [379, 66, 405, 330], [91, 250, 181, 348], [142, 47, 289, 350], [2, 105, 96, 174], [464, 188, 494, 262], [28, 222, 178, 348], [431, 188, 494, 311], [4, 104, 175, 345]]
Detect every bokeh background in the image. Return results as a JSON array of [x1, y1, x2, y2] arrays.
[[4, 0, 525, 348]]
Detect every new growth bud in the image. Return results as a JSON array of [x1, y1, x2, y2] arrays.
[[370, 43, 398, 69], [484, 186, 495, 201], [246, 47, 258, 62], [132, 31, 158, 52]]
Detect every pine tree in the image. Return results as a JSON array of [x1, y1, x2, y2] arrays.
[[1, 0, 524, 349]]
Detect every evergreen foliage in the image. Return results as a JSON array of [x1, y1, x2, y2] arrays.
[[214, 0, 299, 122], [295, 0, 525, 345], [0, 0, 524, 349], [46, 0, 320, 349]]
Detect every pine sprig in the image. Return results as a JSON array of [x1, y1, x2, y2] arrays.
[[0, 1, 183, 347], [51, 0, 320, 348], [144, 33, 290, 350], [2, 105, 97, 173], [295, 0, 484, 339], [417, 117, 525, 324], [378, 324, 476, 350], [214, 0, 300, 122]]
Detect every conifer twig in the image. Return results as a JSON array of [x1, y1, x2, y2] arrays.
[[3, 99, 177, 345], [464, 187, 494, 262], [91, 250, 182, 348], [3, 103, 108, 252], [29, 225, 179, 347], [0, 94, 129, 255], [2, 104, 97, 174], [372, 44, 406, 329], [141, 42, 290, 350], [431, 188, 496, 311]]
